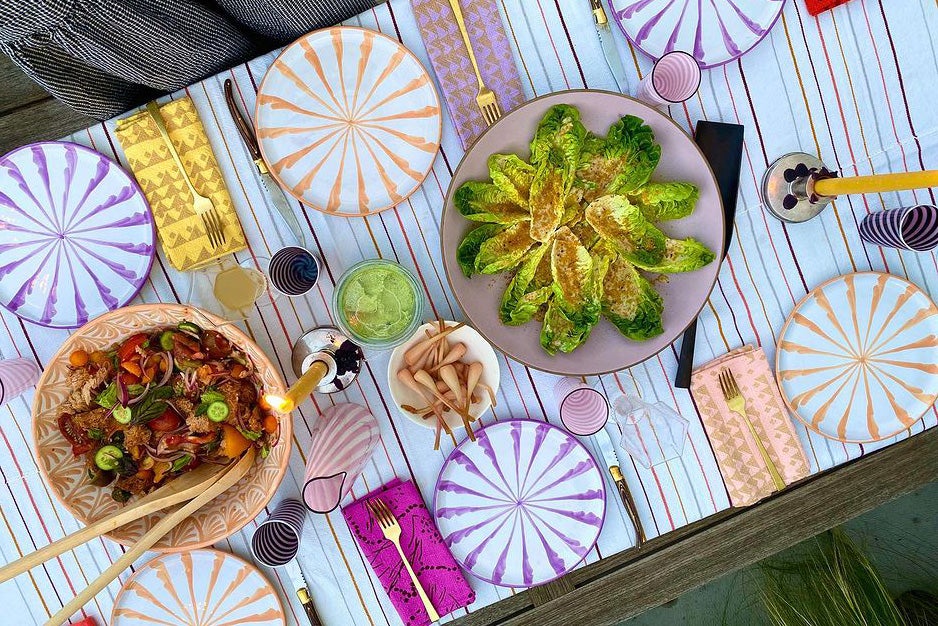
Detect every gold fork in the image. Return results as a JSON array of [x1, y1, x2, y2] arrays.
[[366, 498, 440, 622], [146, 101, 226, 249], [718, 368, 786, 491], [447, 0, 502, 126]]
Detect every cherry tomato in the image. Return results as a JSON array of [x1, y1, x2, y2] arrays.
[[148, 408, 182, 432], [57, 415, 92, 456], [117, 333, 149, 362], [263, 413, 279, 435], [69, 350, 89, 367], [72, 617, 98, 626]]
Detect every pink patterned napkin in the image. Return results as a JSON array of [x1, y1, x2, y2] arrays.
[[342, 479, 475, 625], [410, 0, 526, 148], [690, 345, 811, 507]]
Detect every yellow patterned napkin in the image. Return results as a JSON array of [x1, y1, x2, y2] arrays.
[[115, 98, 246, 271], [691, 345, 811, 507]]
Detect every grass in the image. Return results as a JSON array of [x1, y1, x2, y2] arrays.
[[759, 529, 907, 626]]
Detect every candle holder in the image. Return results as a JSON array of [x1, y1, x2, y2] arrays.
[[291, 326, 364, 394], [761, 152, 837, 223], [266, 327, 364, 413]]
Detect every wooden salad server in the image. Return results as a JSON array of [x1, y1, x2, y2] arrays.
[[46, 448, 256, 626], [0, 461, 230, 584]]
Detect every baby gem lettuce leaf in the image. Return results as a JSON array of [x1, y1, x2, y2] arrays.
[[601, 255, 664, 340], [529, 104, 588, 175], [576, 115, 661, 201], [528, 166, 567, 242], [455, 181, 530, 224], [457, 224, 504, 277], [631, 237, 716, 274], [585, 195, 667, 267], [499, 244, 552, 325], [540, 299, 590, 355], [474, 222, 537, 275], [488, 154, 535, 205], [629, 182, 699, 222]]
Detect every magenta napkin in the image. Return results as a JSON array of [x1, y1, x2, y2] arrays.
[[342, 478, 475, 625], [410, 0, 526, 148]]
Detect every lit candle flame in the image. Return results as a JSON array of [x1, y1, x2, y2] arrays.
[[264, 360, 329, 414]]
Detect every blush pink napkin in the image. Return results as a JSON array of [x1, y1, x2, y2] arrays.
[[342, 478, 475, 625], [410, 0, 526, 148], [690, 345, 811, 507]]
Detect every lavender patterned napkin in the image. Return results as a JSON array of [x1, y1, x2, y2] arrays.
[[410, 0, 526, 148]]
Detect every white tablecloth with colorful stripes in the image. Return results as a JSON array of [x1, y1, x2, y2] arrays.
[[3, 0, 938, 624]]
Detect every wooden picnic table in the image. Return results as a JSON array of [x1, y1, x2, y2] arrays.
[[2, 2, 938, 623]]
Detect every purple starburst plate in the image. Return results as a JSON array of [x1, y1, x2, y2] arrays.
[[608, 0, 787, 68], [432, 419, 606, 587], [0, 142, 155, 328]]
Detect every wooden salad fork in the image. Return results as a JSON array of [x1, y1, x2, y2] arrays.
[[366, 498, 440, 622], [446, 0, 502, 126], [0, 462, 229, 584], [46, 449, 256, 626], [146, 101, 227, 249], [718, 368, 786, 491]]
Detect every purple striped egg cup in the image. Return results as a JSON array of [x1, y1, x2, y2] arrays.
[[250, 498, 307, 567], [554, 377, 609, 436], [636, 51, 701, 107], [0, 358, 40, 407], [859, 204, 938, 252]]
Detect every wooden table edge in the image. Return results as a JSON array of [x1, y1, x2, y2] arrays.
[[453, 427, 938, 626]]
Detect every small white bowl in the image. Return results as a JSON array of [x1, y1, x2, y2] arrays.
[[387, 321, 500, 431]]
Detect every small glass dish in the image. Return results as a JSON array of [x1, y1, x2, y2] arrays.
[[332, 259, 424, 350], [613, 395, 689, 468]]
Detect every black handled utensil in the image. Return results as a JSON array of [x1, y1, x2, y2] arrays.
[[674, 121, 744, 389]]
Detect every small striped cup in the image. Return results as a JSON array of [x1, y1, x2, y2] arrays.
[[268, 246, 320, 297], [0, 358, 40, 407], [554, 377, 609, 436], [636, 51, 701, 107], [250, 498, 307, 567], [859, 204, 938, 252]]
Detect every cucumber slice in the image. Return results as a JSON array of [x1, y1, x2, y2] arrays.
[[113, 405, 132, 424], [94, 445, 124, 471], [159, 330, 175, 351], [207, 401, 230, 422], [177, 321, 202, 334]]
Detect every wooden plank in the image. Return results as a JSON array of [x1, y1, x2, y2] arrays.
[[0, 98, 95, 154], [528, 578, 574, 606], [453, 428, 938, 625], [0, 54, 50, 115]]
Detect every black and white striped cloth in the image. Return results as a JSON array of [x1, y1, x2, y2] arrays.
[[0, 0, 384, 120]]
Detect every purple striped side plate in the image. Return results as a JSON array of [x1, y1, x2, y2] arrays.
[[433, 419, 606, 587], [0, 142, 155, 328]]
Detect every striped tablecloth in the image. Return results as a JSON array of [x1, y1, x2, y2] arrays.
[[3, 0, 938, 624]]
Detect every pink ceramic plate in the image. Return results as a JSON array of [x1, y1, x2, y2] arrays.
[[32, 304, 290, 551], [440, 90, 724, 376]]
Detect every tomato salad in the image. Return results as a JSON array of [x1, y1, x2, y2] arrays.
[[57, 321, 279, 503]]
